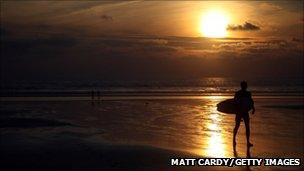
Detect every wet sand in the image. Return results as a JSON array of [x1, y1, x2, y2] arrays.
[[1, 132, 235, 171], [0, 96, 303, 171]]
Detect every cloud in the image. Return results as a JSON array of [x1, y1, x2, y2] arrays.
[[0, 27, 9, 37], [227, 22, 260, 31], [100, 14, 113, 21], [259, 2, 282, 11], [1, 35, 77, 58], [1, 31, 303, 81], [292, 37, 303, 42]]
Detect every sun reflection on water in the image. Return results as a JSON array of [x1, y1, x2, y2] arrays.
[[202, 96, 228, 157]]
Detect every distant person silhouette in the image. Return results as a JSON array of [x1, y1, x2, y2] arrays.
[[91, 90, 95, 106], [233, 81, 255, 149], [91, 90, 95, 101], [97, 90, 101, 104]]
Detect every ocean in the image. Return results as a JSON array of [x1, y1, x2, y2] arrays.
[[1, 77, 303, 97]]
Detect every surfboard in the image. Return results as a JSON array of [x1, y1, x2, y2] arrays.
[[216, 99, 237, 114]]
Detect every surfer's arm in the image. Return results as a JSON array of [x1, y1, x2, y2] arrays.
[[233, 92, 238, 101], [249, 92, 255, 114]]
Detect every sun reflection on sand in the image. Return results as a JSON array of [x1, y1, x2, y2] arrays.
[[206, 131, 226, 157], [203, 96, 228, 157], [206, 120, 227, 157]]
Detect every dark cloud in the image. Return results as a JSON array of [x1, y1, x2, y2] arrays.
[[101, 14, 113, 21], [1, 32, 303, 81], [292, 37, 303, 42], [1, 35, 77, 58], [227, 22, 260, 31], [0, 26, 10, 37]]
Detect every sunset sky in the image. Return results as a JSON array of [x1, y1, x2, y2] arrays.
[[1, 1, 303, 81]]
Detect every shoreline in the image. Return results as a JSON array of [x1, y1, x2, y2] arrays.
[[1, 89, 303, 98], [1, 95, 303, 102]]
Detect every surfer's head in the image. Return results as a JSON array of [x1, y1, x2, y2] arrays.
[[240, 81, 247, 90]]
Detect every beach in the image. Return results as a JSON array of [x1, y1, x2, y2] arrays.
[[1, 95, 303, 171]]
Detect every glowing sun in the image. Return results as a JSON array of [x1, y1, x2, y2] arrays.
[[200, 10, 229, 38]]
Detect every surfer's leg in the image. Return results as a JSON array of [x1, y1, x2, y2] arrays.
[[244, 114, 253, 147], [233, 115, 241, 147]]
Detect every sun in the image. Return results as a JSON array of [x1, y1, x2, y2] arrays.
[[200, 10, 229, 38]]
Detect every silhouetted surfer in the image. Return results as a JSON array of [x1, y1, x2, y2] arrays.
[[233, 81, 255, 149]]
